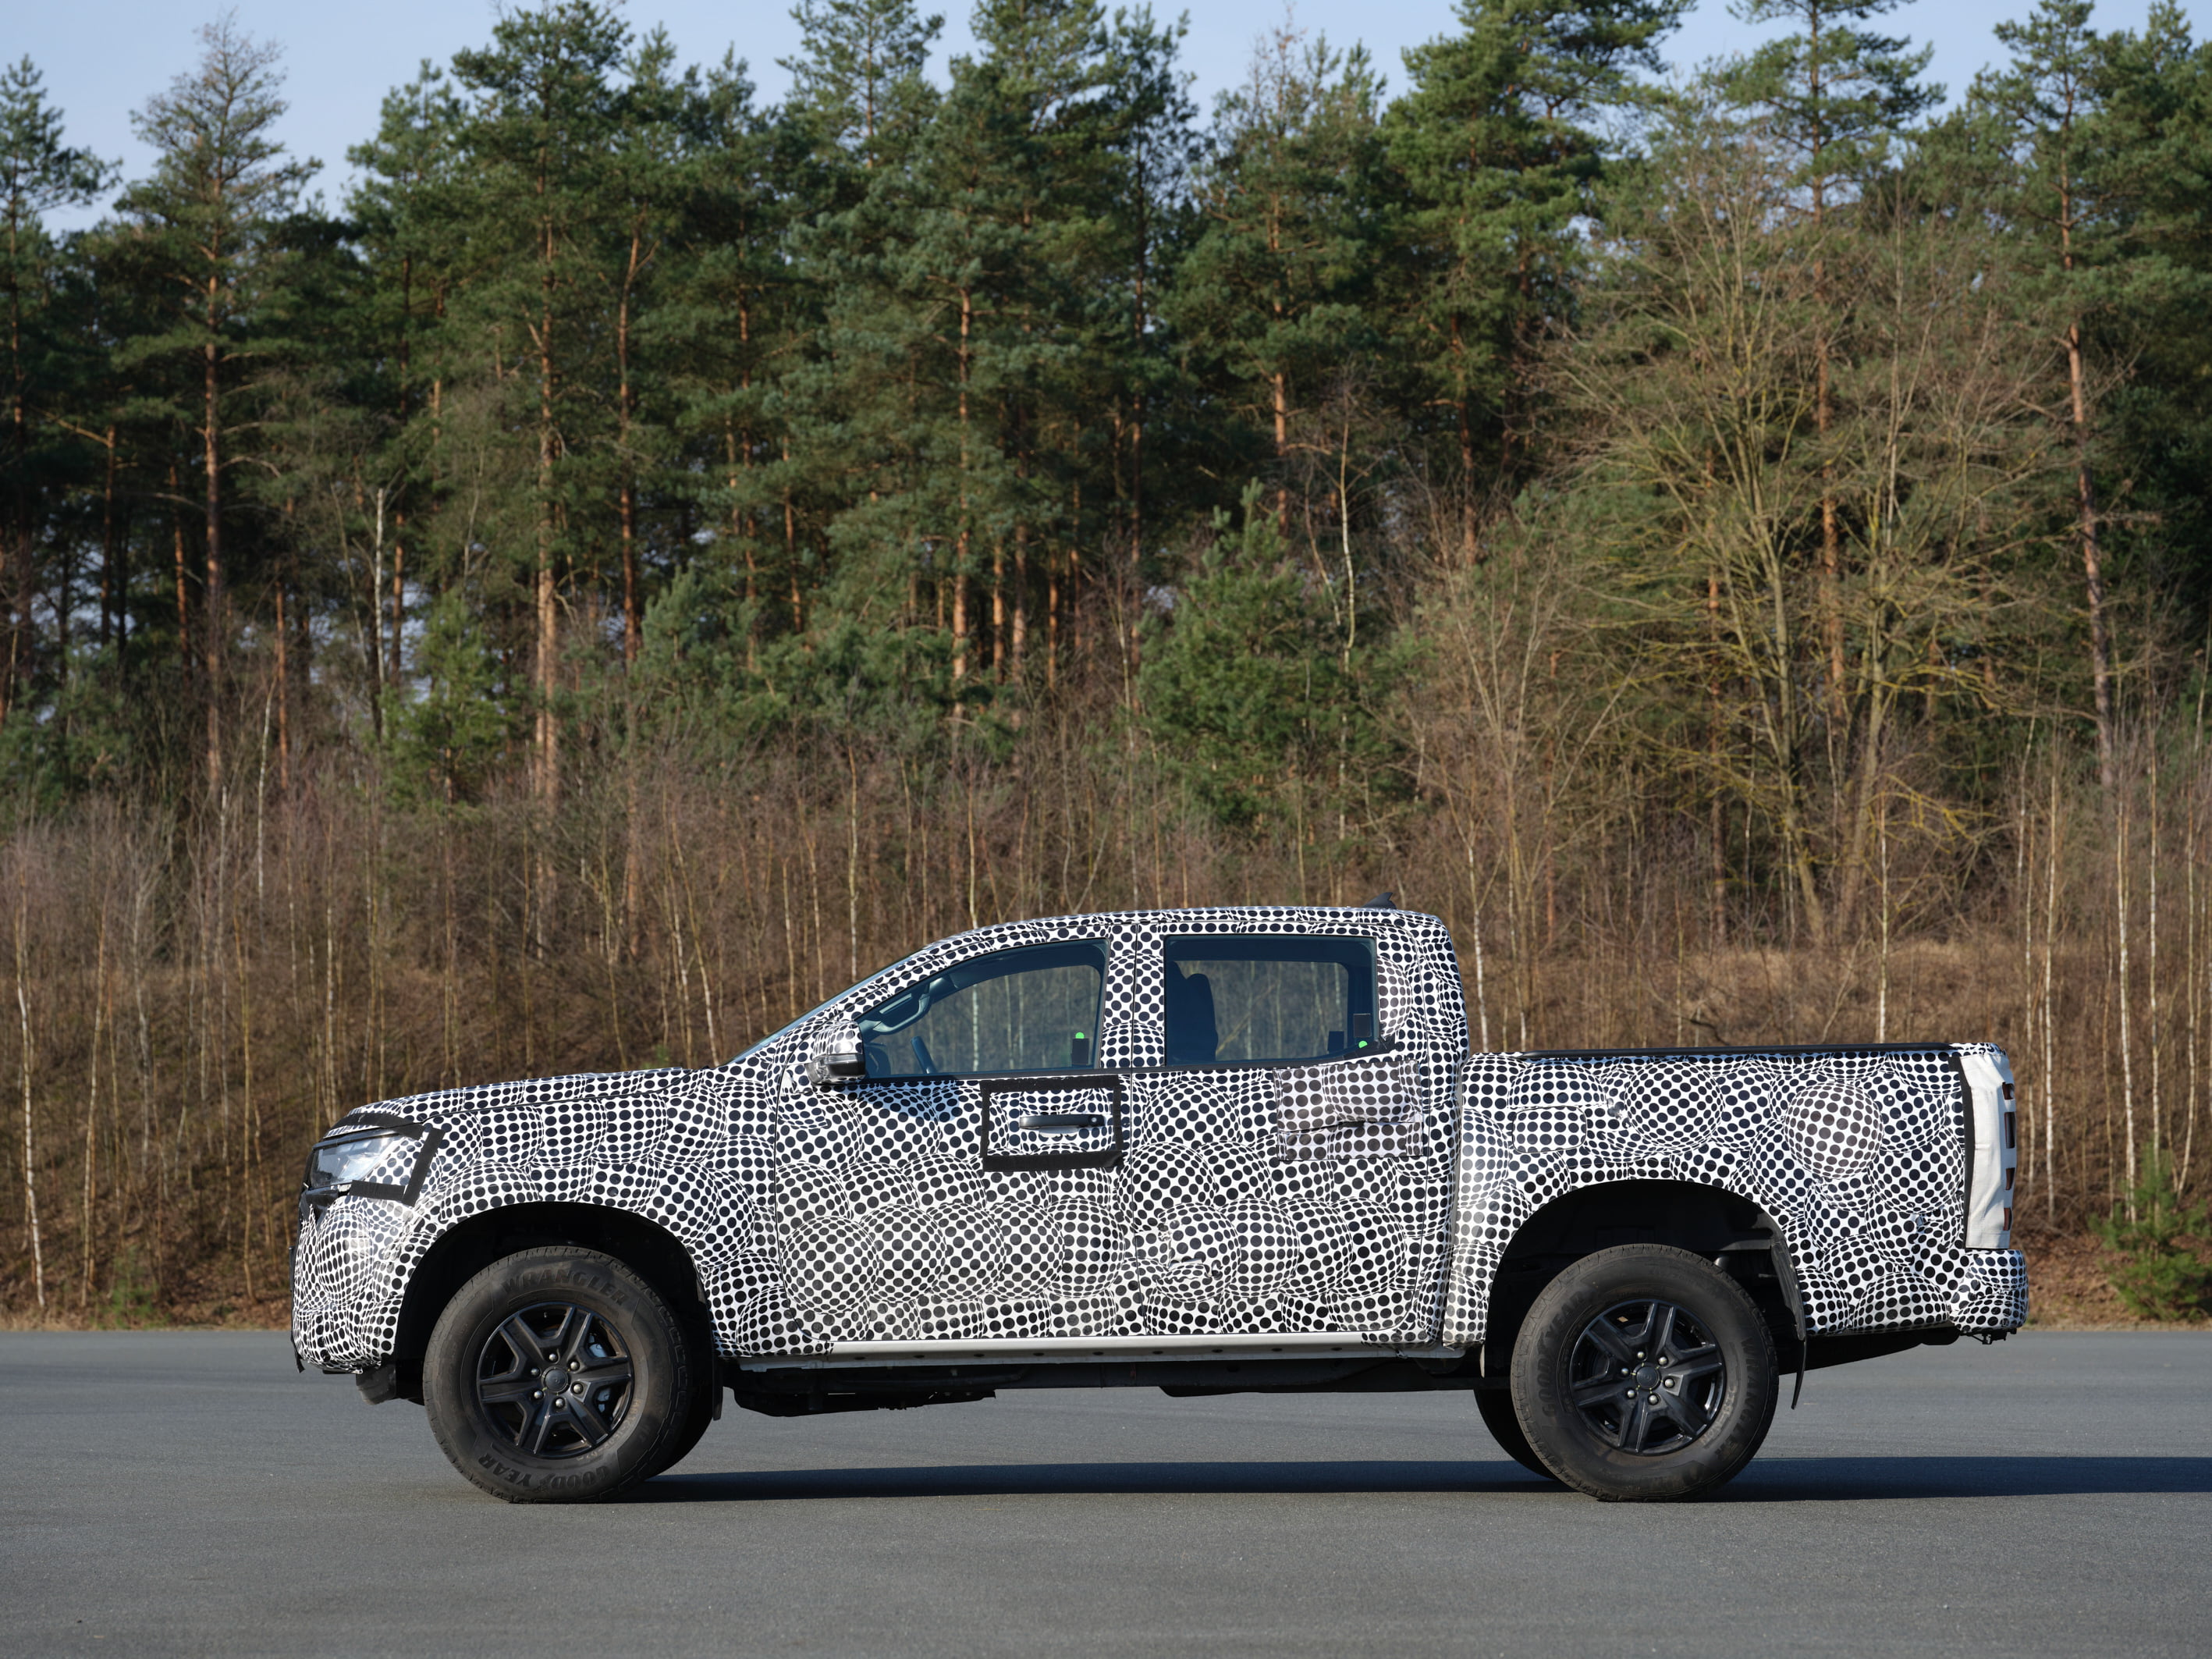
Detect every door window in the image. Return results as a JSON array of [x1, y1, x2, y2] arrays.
[[857, 941, 1106, 1078], [1161, 934, 1377, 1067]]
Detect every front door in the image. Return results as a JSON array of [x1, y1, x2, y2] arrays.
[[772, 936, 1131, 1345]]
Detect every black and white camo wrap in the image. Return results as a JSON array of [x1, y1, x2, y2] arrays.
[[289, 906, 2027, 1373], [1440, 1046, 2029, 1342]]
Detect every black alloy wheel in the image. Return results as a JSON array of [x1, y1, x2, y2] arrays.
[[474, 1302, 634, 1457], [1564, 1298, 1727, 1455], [423, 1245, 707, 1503], [1511, 1244, 1777, 1502]]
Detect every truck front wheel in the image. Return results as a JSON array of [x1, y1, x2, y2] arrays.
[[423, 1245, 706, 1503], [1510, 1244, 1777, 1501]]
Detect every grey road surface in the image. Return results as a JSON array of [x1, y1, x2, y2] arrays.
[[5, 1330, 2205, 1657]]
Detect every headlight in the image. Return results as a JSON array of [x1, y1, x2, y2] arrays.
[[302, 1119, 435, 1203]]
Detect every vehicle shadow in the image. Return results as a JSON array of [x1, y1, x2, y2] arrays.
[[638, 1455, 2212, 1505], [641, 1458, 1549, 1502], [1730, 1455, 2212, 1502]]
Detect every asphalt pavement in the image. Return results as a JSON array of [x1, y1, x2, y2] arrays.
[[5, 1329, 2206, 1656]]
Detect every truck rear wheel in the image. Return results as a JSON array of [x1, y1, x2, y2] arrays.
[[424, 1245, 705, 1503], [1511, 1244, 1777, 1502]]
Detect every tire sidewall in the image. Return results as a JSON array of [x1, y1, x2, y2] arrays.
[[1513, 1244, 1777, 1502], [1475, 1386, 1560, 1483], [424, 1246, 691, 1503]]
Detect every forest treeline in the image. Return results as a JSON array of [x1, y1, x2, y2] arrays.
[[2, 0, 2209, 1320]]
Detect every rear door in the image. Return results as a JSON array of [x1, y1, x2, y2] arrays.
[[1118, 926, 1449, 1339]]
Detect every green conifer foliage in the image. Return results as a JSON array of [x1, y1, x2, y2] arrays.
[[1386, 0, 1682, 508], [0, 59, 110, 728], [1139, 481, 1405, 863], [1172, 27, 1390, 491], [111, 17, 317, 794], [448, 0, 630, 800]]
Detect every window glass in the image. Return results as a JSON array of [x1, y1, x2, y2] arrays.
[[857, 942, 1105, 1078], [1161, 934, 1378, 1067]]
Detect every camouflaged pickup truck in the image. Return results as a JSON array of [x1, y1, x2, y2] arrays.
[[293, 903, 2026, 1502]]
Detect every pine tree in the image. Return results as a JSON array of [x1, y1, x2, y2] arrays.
[[1719, 0, 1940, 743], [112, 17, 318, 794], [780, 0, 944, 175], [1967, 0, 2123, 788], [2090, 3, 2212, 657], [449, 0, 630, 801], [0, 59, 109, 728], [1170, 25, 1390, 510], [1386, 0, 1681, 517], [672, 55, 819, 658], [347, 62, 468, 700]]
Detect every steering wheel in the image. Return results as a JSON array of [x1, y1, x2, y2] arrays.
[[910, 1035, 937, 1076]]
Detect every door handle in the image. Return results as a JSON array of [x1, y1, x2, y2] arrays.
[[1017, 1112, 1106, 1131]]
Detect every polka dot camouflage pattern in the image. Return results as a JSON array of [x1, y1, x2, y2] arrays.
[[291, 906, 2027, 1376]]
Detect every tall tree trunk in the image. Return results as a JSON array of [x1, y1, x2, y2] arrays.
[[202, 300, 225, 798], [618, 229, 641, 666], [534, 275, 559, 805], [98, 426, 117, 652], [390, 250, 411, 687], [953, 287, 973, 683], [170, 464, 190, 682], [2068, 320, 2114, 791], [4, 226, 23, 731]]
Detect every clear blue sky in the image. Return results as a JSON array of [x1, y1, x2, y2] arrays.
[[15, 0, 2196, 229]]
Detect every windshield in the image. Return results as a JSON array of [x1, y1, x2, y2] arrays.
[[723, 946, 929, 1066]]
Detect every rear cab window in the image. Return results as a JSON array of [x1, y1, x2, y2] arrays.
[[1160, 933, 1379, 1067]]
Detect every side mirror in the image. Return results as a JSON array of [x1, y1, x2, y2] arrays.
[[808, 1020, 867, 1086]]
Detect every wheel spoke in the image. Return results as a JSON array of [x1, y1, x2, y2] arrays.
[[525, 1393, 569, 1455], [495, 1313, 545, 1374], [478, 1375, 538, 1406], [1572, 1376, 1630, 1410], [1668, 1345, 1724, 1384], [1648, 1302, 1679, 1360], [1664, 1385, 1715, 1434], [573, 1356, 634, 1391], [559, 1310, 601, 1369], [1580, 1317, 1638, 1366], [1615, 1391, 1653, 1452], [569, 1389, 616, 1447]]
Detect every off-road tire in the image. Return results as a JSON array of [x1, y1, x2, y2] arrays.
[[638, 1335, 719, 1479], [1511, 1244, 1777, 1502], [424, 1245, 705, 1503], [1475, 1386, 1560, 1482]]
